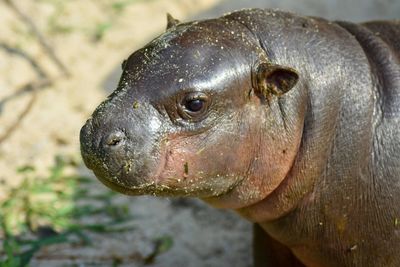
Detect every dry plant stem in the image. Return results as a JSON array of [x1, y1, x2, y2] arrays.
[[0, 42, 47, 79], [3, 0, 71, 77], [0, 42, 49, 113], [0, 79, 51, 144]]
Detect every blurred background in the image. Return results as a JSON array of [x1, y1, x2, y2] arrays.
[[0, 0, 399, 266]]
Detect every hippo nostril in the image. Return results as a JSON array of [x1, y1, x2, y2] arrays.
[[105, 131, 126, 148], [108, 138, 121, 146]]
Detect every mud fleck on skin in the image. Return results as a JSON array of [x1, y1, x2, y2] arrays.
[[184, 162, 189, 176], [132, 100, 140, 109]]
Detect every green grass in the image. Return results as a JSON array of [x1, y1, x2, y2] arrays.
[[0, 155, 135, 266], [111, 0, 144, 13]]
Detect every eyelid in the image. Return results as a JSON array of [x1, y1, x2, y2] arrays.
[[185, 92, 208, 101]]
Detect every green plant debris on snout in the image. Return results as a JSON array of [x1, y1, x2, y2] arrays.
[[184, 162, 189, 175]]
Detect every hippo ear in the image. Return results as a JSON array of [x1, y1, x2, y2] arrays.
[[254, 63, 299, 98], [166, 13, 180, 30]]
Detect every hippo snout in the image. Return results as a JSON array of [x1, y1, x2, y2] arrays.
[[80, 117, 131, 183], [80, 119, 126, 165], [79, 101, 165, 194], [80, 118, 96, 170]]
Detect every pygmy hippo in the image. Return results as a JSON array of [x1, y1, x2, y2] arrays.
[[80, 9, 400, 267]]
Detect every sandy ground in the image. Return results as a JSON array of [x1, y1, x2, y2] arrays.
[[1, 0, 399, 266]]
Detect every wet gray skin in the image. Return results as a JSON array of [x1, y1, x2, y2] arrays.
[[80, 9, 400, 267]]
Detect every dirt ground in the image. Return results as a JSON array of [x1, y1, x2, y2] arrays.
[[1, 0, 399, 266]]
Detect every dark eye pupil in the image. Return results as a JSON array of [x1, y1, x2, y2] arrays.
[[185, 99, 204, 112]]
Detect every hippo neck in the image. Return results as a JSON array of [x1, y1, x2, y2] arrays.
[[229, 10, 376, 222]]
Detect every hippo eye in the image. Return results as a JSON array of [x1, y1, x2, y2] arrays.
[[185, 99, 204, 112], [178, 92, 209, 121]]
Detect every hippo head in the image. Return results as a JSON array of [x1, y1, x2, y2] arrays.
[[80, 14, 303, 211]]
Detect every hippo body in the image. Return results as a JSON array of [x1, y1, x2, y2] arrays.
[[80, 9, 400, 267]]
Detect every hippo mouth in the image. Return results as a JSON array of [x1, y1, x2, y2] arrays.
[[94, 169, 236, 198], [89, 143, 242, 198]]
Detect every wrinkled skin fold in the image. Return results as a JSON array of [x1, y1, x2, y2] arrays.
[[80, 9, 400, 267]]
